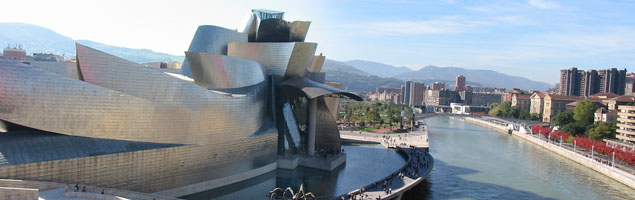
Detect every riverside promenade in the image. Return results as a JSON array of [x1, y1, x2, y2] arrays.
[[464, 116, 635, 189], [0, 179, 180, 200], [338, 122, 433, 200]]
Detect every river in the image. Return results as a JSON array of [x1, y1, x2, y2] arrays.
[[403, 116, 635, 200]]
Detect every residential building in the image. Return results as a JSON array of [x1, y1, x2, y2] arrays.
[[458, 91, 473, 104], [594, 107, 618, 123], [3, 45, 31, 61], [530, 92, 546, 116], [425, 89, 459, 106], [542, 94, 584, 122], [625, 73, 634, 96], [471, 93, 501, 107], [511, 93, 531, 112], [429, 81, 445, 90], [559, 67, 628, 96], [616, 105, 635, 144], [376, 87, 401, 94], [455, 75, 466, 91], [409, 82, 425, 106], [603, 96, 635, 111], [626, 82, 635, 96]]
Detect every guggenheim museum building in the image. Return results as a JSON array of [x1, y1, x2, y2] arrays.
[[0, 9, 361, 197]]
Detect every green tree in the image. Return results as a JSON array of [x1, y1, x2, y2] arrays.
[[573, 100, 598, 127], [561, 122, 586, 136], [371, 110, 381, 127], [488, 102, 518, 118], [552, 110, 574, 127], [588, 122, 614, 140]]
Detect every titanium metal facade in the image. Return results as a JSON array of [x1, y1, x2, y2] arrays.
[[180, 25, 248, 78], [227, 42, 317, 77], [0, 9, 360, 196], [185, 52, 265, 89]]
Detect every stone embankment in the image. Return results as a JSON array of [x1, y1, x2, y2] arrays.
[[465, 116, 635, 189]]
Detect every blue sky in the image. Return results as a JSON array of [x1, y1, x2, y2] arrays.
[[1, 0, 634, 84]]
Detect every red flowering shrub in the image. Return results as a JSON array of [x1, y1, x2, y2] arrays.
[[573, 136, 635, 166], [549, 130, 570, 142], [531, 125, 551, 137]]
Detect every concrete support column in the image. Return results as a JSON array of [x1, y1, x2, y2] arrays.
[[308, 98, 317, 156]]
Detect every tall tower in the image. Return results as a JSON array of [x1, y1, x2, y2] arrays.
[[403, 81, 412, 105], [455, 75, 466, 91]]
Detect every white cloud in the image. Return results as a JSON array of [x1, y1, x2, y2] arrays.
[[528, 0, 561, 9]]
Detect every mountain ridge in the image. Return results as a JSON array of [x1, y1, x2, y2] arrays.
[[393, 65, 553, 91], [0, 22, 553, 92]]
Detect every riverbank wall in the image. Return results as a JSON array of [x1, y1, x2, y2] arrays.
[[463, 117, 635, 189]]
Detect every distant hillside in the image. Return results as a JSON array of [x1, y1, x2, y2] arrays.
[[0, 22, 552, 91], [394, 65, 553, 91], [322, 59, 403, 92], [76, 40, 183, 63], [0, 23, 183, 63], [344, 60, 413, 78], [0, 23, 75, 57]]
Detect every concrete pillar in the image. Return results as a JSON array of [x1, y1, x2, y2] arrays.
[[308, 98, 317, 156]]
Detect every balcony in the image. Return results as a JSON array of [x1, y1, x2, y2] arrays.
[[616, 134, 635, 143], [617, 122, 635, 129]]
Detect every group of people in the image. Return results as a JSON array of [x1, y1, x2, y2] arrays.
[[64, 184, 105, 195], [403, 147, 430, 178]]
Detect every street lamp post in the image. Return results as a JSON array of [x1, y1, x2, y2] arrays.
[[612, 152, 615, 169], [592, 146, 594, 160], [560, 136, 562, 148], [574, 140, 576, 153]]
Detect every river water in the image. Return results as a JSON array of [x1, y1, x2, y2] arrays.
[[403, 116, 635, 200]]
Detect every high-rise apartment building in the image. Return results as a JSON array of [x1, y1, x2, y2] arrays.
[[559, 67, 627, 96], [430, 81, 445, 91], [409, 82, 425, 106], [455, 75, 466, 91]]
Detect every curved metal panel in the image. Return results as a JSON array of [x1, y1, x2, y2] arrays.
[[2, 49, 268, 145], [324, 82, 343, 120], [255, 19, 290, 42], [185, 52, 265, 89], [309, 54, 325, 72], [290, 21, 310, 42], [315, 97, 341, 152], [29, 61, 79, 79], [278, 77, 363, 101], [227, 42, 316, 78], [180, 25, 248, 77]]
